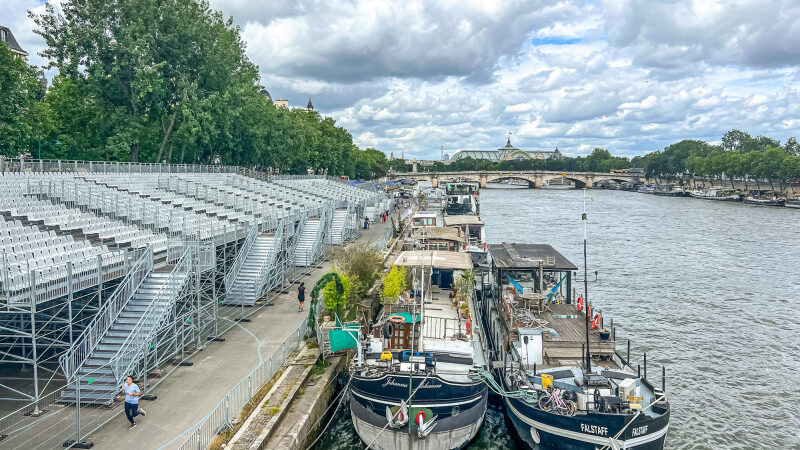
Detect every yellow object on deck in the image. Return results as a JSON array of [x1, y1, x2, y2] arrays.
[[380, 351, 393, 361], [627, 395, 643, 402], [541, 373, 553, 389], [629, 403, 642, 410]]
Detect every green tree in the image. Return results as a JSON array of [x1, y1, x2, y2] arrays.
[[328, 242, 383, 301], [0, 43, 48, 156], [322, 270, 350, 319], [381, 264, 406, 305]]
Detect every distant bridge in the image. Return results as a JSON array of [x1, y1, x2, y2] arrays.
[[386, 170, 644, 189]]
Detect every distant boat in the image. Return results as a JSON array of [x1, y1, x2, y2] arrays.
[[743, 191, 785, 207], [637, 185, 655, 194], [784, 194, 800, 209], [654, 185, 688, 197], [690, 189, 742, 202]]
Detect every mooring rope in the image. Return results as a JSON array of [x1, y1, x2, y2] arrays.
[[468, 367, 538, 403]]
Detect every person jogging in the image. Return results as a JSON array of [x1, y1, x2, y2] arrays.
[[298, 282, 307, 312], [122, 376, 146, 429]]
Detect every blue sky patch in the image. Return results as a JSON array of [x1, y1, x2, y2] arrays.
[[532, 37, 582, 46]]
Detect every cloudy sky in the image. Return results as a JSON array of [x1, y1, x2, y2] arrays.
[[4, 0, 800, 159]]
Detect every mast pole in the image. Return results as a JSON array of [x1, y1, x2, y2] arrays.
[[583, 188, 591, 373]]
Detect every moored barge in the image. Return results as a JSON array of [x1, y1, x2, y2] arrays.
[[349, 249, 488, 450], [474, 243, 670, 449]]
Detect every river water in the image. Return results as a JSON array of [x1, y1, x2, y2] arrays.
[[316, 186, 800, 449]]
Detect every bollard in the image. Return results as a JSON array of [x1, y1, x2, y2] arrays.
[[644, 352, 647, 380]]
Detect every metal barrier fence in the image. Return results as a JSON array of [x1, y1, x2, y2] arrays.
[[174, 317, 310, 450]]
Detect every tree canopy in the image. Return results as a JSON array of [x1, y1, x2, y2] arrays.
[[0, 0, 391, 178]]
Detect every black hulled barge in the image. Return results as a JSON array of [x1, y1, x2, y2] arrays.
[[475, 243, 670, 449]]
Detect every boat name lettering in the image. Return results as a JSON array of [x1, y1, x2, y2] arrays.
[[631, 425, 648, 437], [380, 378, 443, 389], [382, 378, 408, 388], [580, 423, 608, 436]]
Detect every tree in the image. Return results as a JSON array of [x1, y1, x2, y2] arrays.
[[722, 129, 754, 152], [784, 137, 800, 156], [322, 270, 350, 319], [328, 242, 383, 301], [0, 43, 47, 156], [381, 264, 406, 304]]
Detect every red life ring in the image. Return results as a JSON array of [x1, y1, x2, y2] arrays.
[[591, 313, 601, 330], [483, 242, 487, 251], [388, 315, 406, 324], [576, 296, 584, 312], [466, 317, 472, 335], [415, 410, 425, 424]]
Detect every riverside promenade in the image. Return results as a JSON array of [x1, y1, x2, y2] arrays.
[[0, 219, 393, 450]]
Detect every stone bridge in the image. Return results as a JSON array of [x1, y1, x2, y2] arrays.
[[386, 170, 644, 189]]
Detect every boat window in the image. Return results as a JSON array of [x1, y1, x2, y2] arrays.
[[451, 406, 460, 417], [367, 402, 373, 412]]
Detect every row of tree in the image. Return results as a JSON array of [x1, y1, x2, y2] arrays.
[[405, 130, 800, 187], [408, 147, 632, 173], [0, 0, 391, 179]]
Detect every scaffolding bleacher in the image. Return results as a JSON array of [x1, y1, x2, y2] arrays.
[[0, 158, 387, 445]]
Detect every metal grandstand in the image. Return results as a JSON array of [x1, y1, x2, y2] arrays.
[[0, 157, 388, 444]]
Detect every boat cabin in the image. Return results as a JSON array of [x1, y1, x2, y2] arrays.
[[486, 243, 617, 369], [444, 181, 480, 215], [410, 226, 464, 252], [411, 210, 443, 230]]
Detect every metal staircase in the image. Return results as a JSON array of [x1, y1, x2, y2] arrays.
[[294, 215, 324, 267], [330, 208, 348, 244], [224, 222, 283, 305], [59, 246, 193, 405]]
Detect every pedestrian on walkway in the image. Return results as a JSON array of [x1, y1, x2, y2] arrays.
[[298, 282, 307, 312], [122, 376, 146, 429]]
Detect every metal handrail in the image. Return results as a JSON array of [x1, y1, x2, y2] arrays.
[[59, 246, 154, 381], [111, 246, 193, 381], [253, 220, 284, 299], [224, 222, 258, 293]]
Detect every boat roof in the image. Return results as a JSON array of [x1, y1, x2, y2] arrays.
[[413, 227, 464, 242], [489, 243, 577, 271], [394, 250, 473, 270], [444, 215, 484, 226]]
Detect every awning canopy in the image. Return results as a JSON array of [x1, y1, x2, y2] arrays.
[[393, 250, 473, 270], [413, 227, 464, 242], [444, 215, 484, 226]]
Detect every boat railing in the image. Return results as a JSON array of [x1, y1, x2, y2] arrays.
[[422, 316, 465, 340]]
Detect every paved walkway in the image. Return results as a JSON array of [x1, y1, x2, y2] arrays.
[[0, 220, 392, 449]]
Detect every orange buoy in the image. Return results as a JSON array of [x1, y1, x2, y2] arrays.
[[388, 314, 406, 324], [466, 317, 472, 335], [577, 296, 584, 312], [591, 313, 601, 330]]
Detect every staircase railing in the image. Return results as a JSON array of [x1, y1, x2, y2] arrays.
[[59, 246, 154, 381], [224, 222, 257, 294], [308, 206, 330, 264], [111, 246, 193, 382], [253, 220, 284, 300]]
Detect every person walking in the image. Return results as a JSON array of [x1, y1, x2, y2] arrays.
[[298, 282, 307, 312], [122, 376, 146, 429]]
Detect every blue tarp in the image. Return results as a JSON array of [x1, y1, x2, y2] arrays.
[[506, 275, 525, 293]]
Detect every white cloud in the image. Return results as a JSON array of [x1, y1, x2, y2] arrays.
[[3, 0, 799, 159], [505, 103, 534, 113]]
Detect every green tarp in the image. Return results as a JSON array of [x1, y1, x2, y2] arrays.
[[329, 328, 359, 352]]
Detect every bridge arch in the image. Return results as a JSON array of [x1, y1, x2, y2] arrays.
[[484, 175, 535, 188], [541, 175, 585, 189]]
